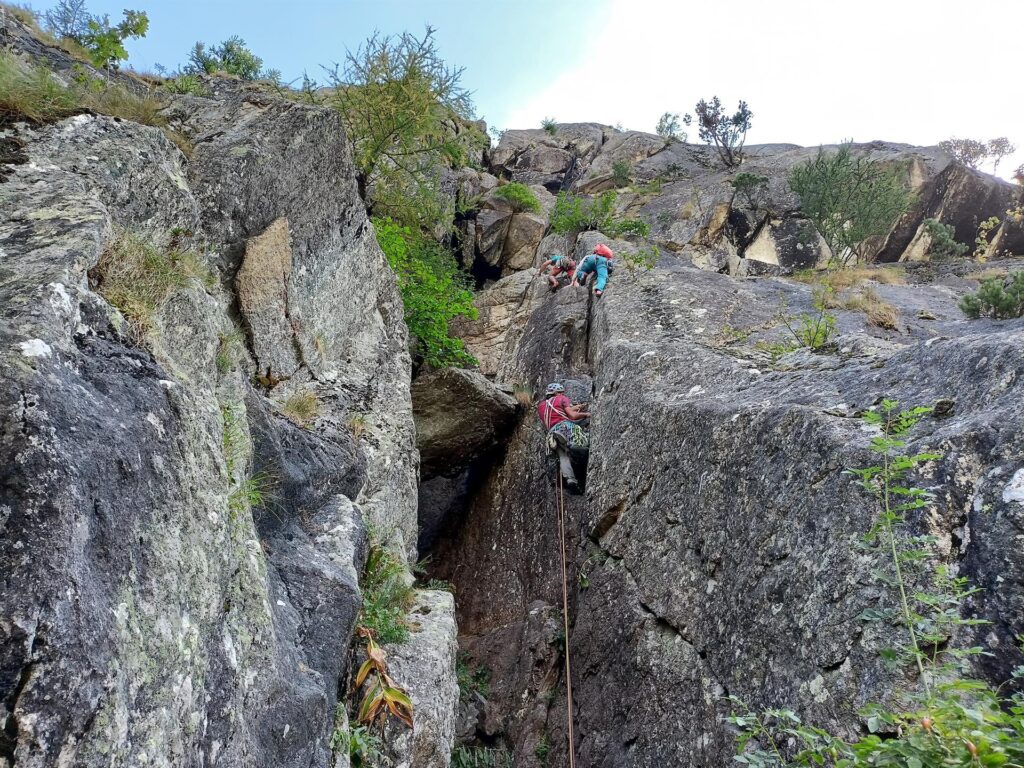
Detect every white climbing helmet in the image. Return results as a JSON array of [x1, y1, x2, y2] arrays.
[[545, 382, 565, 396]]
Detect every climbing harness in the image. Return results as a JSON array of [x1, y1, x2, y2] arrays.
[[555, 470, 577, 768]]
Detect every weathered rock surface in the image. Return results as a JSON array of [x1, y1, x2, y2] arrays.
[[381, 590, 460, 768], [432, 216, 1024, 767], [412, 367, 519, 480], [0, 42, 439, 768]]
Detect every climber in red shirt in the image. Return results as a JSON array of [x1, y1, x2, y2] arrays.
[[537, 382, 590, 492]]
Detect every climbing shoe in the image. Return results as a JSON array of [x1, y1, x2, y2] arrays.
[[594, 289, 603, 298], [565, 479, 582, 495], [546, 433, 558, 453]]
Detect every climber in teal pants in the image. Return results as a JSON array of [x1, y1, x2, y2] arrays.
[[571, 243, 614, 297]]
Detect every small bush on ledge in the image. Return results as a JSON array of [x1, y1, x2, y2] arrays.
[[959, 271, 1024, 319], [493, 182, 540, 213]]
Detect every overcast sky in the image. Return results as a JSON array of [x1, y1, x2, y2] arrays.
[[33, 0, 1024, 179]]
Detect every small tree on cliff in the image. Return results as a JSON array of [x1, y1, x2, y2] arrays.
[[789, 143, 913, 265], [327, 27, 477, 230], [693, 96, 752, 167]]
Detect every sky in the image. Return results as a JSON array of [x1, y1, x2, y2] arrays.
[[31, 0, 1024, 179]]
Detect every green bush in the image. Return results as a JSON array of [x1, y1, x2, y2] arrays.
[[493, 182, 540, 213], [541, 116, 557, 135], [789, 142, 913, 264], [457, 653, 490, 698], [373, 217, 477, 367], [623, 245, 660, 272], [611, 159, 631, 188], [549, 190, 649, 239], [779, 287, 836, 350], [921, 218, 968, 261], [162, 73, 209, 96], [330, 720, 384, 768], [655, 111, 686, 142], [959, 271, 1024, 319], [693, 96, 751, 167], [186, 36, 270, 81], [451, 746, 513, 768]]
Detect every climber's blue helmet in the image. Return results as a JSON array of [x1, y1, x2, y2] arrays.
[[545, 383, 565, 397]]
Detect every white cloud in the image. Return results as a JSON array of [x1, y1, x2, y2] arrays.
[[499, 0, 1024, 179]]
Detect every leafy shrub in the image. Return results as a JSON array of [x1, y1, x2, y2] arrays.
[[959, 271, 1024, 319], [730, 172, 769, 211], [655, 111, 686, 142], [549, 190, 650, 239], [534, 736, 550, 764], [779, 287, 836, 349], [541, 116, 557, 135], [373, 217, 477, 367], [623, 245, 660, 272], [974, 215, 1002, 260], [921, 217, 968, 260], [611, 159, 631, 188], [693, 96, 751, 167], [328, 27, 474, 231], [80, 9, 148, 71], [330, 721, 384, 768], [493, 182, 540, 213], [789, 142, 913, 264], [1014, 163, 1024, 185], [360, 543, 414, 644], [89, 230, 215, 341], [186, 36, 269, 81], [162, 73, 209, 96]]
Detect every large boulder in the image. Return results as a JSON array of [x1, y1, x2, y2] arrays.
[[412, 367, 519, 480]]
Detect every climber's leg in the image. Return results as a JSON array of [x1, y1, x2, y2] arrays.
[[558, 445, 578, 487], [593, 257, 609, 294]]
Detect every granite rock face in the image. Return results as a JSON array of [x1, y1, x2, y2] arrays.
[[0, 44, 439, 768], [435, 168, 1024, 767]]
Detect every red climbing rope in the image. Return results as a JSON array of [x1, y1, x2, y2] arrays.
[[556, 471, 577, 768]]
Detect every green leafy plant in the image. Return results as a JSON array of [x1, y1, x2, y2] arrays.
[[611, 159, 632, 188], [778, 287, 836, 350], [974, 215, 1001, 261], [789, 143, 913, 265], [227, 473, 272, 520], [493, 182, 541, 213], [541, 116, 558, 135], [623, 245, 660, 272], [730, 172, 770, 211], [346, 413, 368, 439], [457, 653, 490, 698], [959, 271, 1024, 319], [693, 96, 751, 167], [80, 9, 148, 72], [373, 217, 477, 367], [534, 735, 550, 764], [754, 340, 800, 362], [186, 35, 270, 81], [360, 542, 415, 645], [330, 718, 385, 768], [355, 626, 414, 727], [549, 190, 649, 240], [451, 746, 513, 768], [921, 218, 969, 261], [89, 230, 215, 342]]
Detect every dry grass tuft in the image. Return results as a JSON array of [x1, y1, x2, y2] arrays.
[[90, 230, 216, 341], [840, 286, 901, 330], [964, 268, 1008, 282], [512, 384, 534, 408], [281, 391, 320, 427], [793, 266, 905, 291]]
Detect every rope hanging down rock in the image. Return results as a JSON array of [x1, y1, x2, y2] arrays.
[[556, 471, 576, 768]]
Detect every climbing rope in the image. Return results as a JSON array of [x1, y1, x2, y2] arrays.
[[555, 471, 577, 768]]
